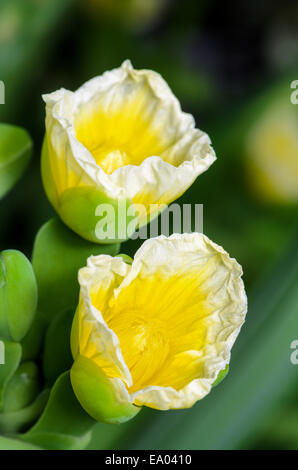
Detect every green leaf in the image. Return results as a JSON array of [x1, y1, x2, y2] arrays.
[[0, 250, 37, 342], [0, 124, 32, 199], [32, 218, 120, 323], [21, 371, 95, 450], [21, 313, 47, 361], [43, 309, 74, 386], [0, 339, 22, 411]]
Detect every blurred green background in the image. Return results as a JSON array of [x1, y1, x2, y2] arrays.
[[0, 0, 298, 450]]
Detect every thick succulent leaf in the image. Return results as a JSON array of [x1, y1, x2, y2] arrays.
[[0, 390, 49, 434], [21, 371, 95, 450], [32, 218, 120, 323], [43, 309, 74, 386], [0, 250, 37, 342], [21, 313, 47, 361], [3, 362, 40, 412], [0, 124, 32, 199], [0, 339, 22, 411]]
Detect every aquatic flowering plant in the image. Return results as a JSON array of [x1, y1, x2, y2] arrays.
[[0, 62, 247, 450]]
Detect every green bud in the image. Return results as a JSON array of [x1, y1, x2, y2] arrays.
[[0, 250, 37, 342], [0, 123, 32, 199], [3, 362, 40, 413]]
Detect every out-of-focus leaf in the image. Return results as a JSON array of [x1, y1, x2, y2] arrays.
[[43, 308, 74, 386], [0, 250, 37, 342], [21, 371, 95, 450], [0, 124, 32, 199], [87, 409, 151, 450], [0, 390, 49, 434], [261, 408, 298, 449], [32, 218, 120, 323], [0, 435, 41, 450], [0, 339, 21, 411], [0, 0, 76, 121]]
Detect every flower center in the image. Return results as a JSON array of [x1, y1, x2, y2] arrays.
[[107, 314, 170, 393]]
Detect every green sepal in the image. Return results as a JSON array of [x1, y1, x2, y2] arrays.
[[32, 217, 120, 322], [0, 124, 32, 199], [43, 309, 74, 386], [21, 371, 95, 450], [212, 364, 229, 387], [41, 138, 137, 244], [115, 253, 133, 265], [59, 187, 136, 244], [0, 250, 37, 342], [71, 355, 141, 425]]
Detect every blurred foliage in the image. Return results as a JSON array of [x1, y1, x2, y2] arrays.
[[0, 0, 298, 450]]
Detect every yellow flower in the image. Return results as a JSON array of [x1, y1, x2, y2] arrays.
[[70, 233, 247, 423], [42, 61, 216, 243], [245, 97, 298, 204]]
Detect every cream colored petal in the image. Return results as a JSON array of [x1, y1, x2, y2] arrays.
[[77, 255, 133, 388]]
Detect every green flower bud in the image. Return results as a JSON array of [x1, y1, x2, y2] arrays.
[[3, 362, 40, 413], [0, 250, 37, 342]]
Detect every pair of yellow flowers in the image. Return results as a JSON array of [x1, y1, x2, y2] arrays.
[[42, 60, 247, 423]]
